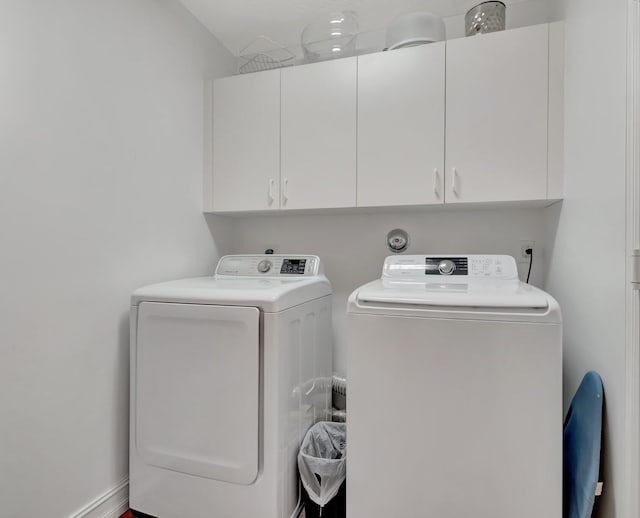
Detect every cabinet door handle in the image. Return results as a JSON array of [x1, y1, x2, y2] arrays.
[[268, 179, 275, 203], [452, 168, 459, 196], [283, 178, 289, 203], [433, 168, 440, 198]]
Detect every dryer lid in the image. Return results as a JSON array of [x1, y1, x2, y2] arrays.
[[132, 255, 331, 312]]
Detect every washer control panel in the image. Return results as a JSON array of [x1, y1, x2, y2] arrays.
[[280, 258, 307, 274], [257, 259, 273, 273], [425, 257, 468, 276], [216, 255, 321, 277], [383, 255, 519, 280]]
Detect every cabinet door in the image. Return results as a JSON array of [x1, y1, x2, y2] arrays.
[[358, 44, 445, 207], [281, 58, 357, 209], [213, 70, 280, 212], [445, 24, 549, 203]]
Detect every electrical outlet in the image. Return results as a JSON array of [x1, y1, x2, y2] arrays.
[[520, 240, 535, 259]]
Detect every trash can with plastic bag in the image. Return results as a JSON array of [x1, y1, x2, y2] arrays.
[[298, 422, 346, 518]]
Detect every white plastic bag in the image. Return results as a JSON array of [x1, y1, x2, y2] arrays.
[[298, 422, 347, 509]]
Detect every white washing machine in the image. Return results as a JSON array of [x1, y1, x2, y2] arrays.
[[347, 255, 562, 518], [129, 255, 332, 518]]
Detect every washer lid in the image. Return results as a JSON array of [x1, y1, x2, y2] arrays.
[[353, 278, 550, 309], [348, 254, 560, 322]]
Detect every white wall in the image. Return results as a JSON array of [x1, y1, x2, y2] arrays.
[[0, 2, 234, 517], [230, 207, 550, 375], [542, 0, 628, 516]]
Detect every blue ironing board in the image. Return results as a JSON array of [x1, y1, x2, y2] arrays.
[[564, 371, 603, 518]]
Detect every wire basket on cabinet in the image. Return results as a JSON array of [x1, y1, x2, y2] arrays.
[[239, 36, 296, 74]]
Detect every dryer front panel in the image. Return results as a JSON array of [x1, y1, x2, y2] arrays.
[[135, 302, 260, 485]]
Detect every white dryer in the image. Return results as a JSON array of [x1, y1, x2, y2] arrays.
[[129, 255, 332, 518], [347, 255, 562, 518]]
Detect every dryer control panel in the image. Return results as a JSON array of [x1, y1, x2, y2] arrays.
[[215, 255, 322, 277], [382, 255, 519, 281]]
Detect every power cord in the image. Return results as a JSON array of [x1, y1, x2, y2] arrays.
[[526, 248, 533, 284]]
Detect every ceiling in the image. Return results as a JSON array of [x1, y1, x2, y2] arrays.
[[177, 0, 532, 55]]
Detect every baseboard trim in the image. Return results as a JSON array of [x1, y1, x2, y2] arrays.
[[69, 478, 129, 518]]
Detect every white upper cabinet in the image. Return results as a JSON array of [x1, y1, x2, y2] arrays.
[[445, 24, 550, 203], [212, 69, 280, 212], [281, 58, 357, 210], [207, 23, 563, 213], [358, 43, 446, 207]]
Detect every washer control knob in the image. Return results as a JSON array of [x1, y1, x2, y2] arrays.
[[257, 260, 272, 273], [438, 260, 455, 275]]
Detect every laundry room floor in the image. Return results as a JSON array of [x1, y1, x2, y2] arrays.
[[120, 509, 307, 517]]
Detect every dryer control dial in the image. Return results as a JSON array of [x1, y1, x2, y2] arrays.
[[438, 260, 456, 275], [257, 260, 272, 273]]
